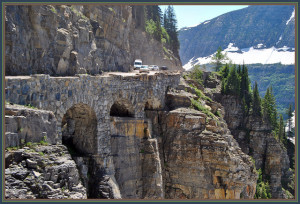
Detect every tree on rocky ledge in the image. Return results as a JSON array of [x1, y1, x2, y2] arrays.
[[286, 104, 294, 138], [252, 81, 262, 117], [211, 47, 228, 71], [262, 86, 278, 129]]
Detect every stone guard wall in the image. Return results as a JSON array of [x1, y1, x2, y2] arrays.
[[5, 73, 180, 156]]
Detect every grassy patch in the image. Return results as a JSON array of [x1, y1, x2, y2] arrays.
[[25, 104, 37, 109], [189, 84, 213, 102], [70, 6, 88, 20], [38, 151, 44, 156], [191, 98, 215, 119], [215, 110, 221, 117], [6, 146, 19, 151], [49, 5, 57, 14], [108, 7, 116, 15]]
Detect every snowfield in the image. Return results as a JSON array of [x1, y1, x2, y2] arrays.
[[286, 9, 295, 25], [183, 43, 295, 70]]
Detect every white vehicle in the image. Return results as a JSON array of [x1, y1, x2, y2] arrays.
[[149, 65, 159, 71], [139, 65, 149, 73], [134, 59, 142, 70]]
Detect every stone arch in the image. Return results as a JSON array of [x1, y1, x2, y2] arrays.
[[110, 99, 134, 117], [61, 103, 97, 155]]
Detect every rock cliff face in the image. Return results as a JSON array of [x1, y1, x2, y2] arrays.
[[5, 5, 182, 75], [146, 97, 257, 199], [5, 104, 57, 147], [216, 84, 293, 199], [5, 72, 259, 200], [5, 144, 86, 199]]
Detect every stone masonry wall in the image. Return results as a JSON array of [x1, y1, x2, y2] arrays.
[[5, 73, 180, 155]]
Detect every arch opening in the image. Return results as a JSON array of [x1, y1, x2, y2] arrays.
[[61, 103, 97, 155], [110, 101, 134, 117]]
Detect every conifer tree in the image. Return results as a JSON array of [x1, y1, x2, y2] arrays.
[[220, 64, 229, 79], [240, 64, 251, 113], [224, 65, 240, 95], [163, 6, 180, 53], [211, 47, 228, 71], [278, 114, 285, 143], [262, 86, 278, 129], [286, 104, 293, 137], [145, 6, 163, 42], [252, 81, 262, 117], [237, 65, 241, 75]]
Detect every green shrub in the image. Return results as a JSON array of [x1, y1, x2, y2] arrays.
[[145, 19, 156, 36], [38, 152, 44, 156], [40, 136, 48, 145], [189, 84, 212, 102], [6, 146, 19, 151], [254, 169, 272, 199], [49, 5, 57, 14], [191, 98, 215, 119], [215, 110, 221, 117], [70, 6, 88, 20], [189, 65, 203, 85]]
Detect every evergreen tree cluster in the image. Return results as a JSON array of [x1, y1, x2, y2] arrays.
[[144, 6, 179, 54], [220, 64, 290, 147], [220, 64, 252, 115]]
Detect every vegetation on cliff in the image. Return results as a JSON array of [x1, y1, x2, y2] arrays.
[[217, 62, 294, 198], [247, 63, 295, 120], [144, 5, 180, 57]]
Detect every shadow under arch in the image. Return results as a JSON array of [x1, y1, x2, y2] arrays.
[[110, 99, 135, 117], [61, 103, 97, 155]]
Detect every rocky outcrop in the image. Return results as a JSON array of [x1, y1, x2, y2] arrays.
[[221, 95, 293, 199], [5, 5, 182, 76], [145, 77, 258, 199], [110, 117, 163, 199], [5, 144, 86, 199], [5, 104, 57, 147]]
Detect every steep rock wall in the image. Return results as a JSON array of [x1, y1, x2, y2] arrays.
[[221, 95, 292, 198], [5, 104, 57, 147], [5, 5, 182, 76], [144, 81, 258, 199]]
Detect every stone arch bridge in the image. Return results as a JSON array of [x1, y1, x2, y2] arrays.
[[5, 72, 180, 154]]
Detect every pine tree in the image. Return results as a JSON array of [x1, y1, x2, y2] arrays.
[[252, 81, 262, 117], [278, 114, 285, 143], [262, 86, 278, 129], [224, 65, 240, 95], [163, 6, 180, 54], [144, 6, 163, 42], [211, 47, 228, 71], [237, 65, 241, 75], [219, 64, 229, 79], [286, 104, 293, 138], [239, 64, 251, 114]]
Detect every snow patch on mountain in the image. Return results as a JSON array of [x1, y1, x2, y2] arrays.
[[286, 9, 295, 25], [276, 35, 283, 45], [224, 43, 239, 52], [183, 43, 295, 70]]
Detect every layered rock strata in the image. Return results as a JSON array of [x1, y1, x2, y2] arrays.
[[5, 104, 57, 147], [5, 145, 86, 199], [5, 73, 259, 199], [5, 5, 182, 75]]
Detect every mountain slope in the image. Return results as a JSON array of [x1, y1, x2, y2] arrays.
[[179, 5, 295, 65]]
